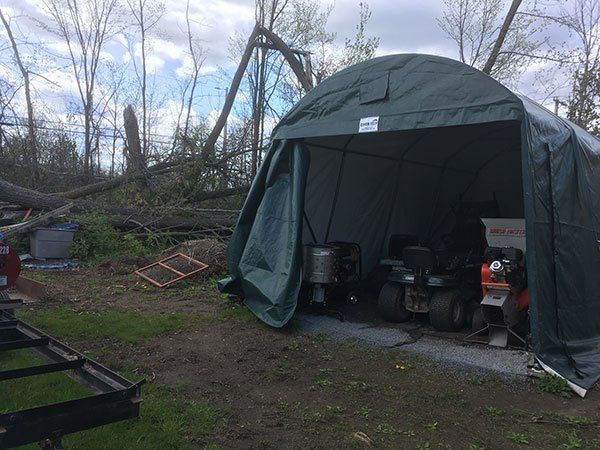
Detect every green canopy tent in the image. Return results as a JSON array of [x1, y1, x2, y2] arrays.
[[219, 54, 600, 394]]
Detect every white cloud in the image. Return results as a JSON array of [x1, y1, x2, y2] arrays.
[[144, 54, 166, 74]]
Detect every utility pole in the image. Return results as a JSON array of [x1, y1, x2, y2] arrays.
[[553, 97, 560, 115]]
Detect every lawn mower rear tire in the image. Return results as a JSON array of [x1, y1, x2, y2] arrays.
[[378, 282, 411, 323], [429, 289, 465, 331]]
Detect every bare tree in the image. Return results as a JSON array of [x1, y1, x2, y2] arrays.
[[438, 0, 539, 83], [41, 0, 123, 178], [0, 9, 39, 186], [557, 0, 600, 133], [126, 0, 165, 159], [182, 0, 205, 141], [232, 0, 379, 176]]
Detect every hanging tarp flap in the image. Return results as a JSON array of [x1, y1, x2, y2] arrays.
[[218, 140, 309, 327]]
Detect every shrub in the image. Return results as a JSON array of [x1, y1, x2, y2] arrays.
[[70, 214, 156, 261], [70, 214, 122, 260]]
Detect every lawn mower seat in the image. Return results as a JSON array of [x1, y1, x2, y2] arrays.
[[403, 246, 437, 272], [388, 234, 419, 259]]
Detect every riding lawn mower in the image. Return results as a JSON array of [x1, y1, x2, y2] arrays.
[[377, 199, 498, 332]]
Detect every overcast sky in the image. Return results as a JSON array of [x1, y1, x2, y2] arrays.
[[0, 0, 574, 142]]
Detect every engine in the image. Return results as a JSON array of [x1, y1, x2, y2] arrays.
[[479, 246, 528, 346]]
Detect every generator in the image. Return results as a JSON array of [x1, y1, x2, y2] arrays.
[[302, 242, 361, 305]]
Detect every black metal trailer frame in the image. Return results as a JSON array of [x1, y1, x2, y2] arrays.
[[0, 300, 144, 449]]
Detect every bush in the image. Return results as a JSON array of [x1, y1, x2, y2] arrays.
[[70, 214, 156, 261], [122, 233, 152, 257], [70, 214, 122, 260]]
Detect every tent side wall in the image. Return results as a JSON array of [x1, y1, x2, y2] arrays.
[[522, 97, 600, 390]]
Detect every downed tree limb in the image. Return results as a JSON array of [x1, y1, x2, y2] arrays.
[[0, 178, 67, 210], [482, 0, 523, 75], [0, 203, 73, 237], [258, 25, 313, 92], [0, 176, 240, 231], [203, 24, 261, 157], [58, 161, 183, 199], [189, 185, 250, 202]]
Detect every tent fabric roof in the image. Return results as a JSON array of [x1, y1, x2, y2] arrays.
[[273, 54, 525, 139], [221, 53, 600, 394]]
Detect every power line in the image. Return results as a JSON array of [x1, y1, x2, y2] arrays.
[[0, 116, 174, 146]]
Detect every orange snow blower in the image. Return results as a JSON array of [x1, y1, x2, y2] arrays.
[[467, 219, 529, 347]]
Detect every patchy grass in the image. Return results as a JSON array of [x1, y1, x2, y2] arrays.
[[0, 351, 223, 449], [20, 270, 53, 283], [536, 374, 573, 398], [7, 265, 600, 450], [0, 350, 90, 413], [18, 307, 201, 343], [216, 302, 256, 323]]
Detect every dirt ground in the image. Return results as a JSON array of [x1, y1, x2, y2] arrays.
[[13, 256, 600, 450]]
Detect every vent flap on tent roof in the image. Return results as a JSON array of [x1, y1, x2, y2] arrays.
[[359, 70, 390, 104]]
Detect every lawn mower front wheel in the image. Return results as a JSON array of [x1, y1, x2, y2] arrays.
[[429, 289, 465, 331], [378, 282, 411, 323]]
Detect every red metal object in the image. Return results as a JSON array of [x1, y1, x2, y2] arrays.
[[135, 253, 208, 288], [480, 263, 492, 297], [480, 262, 528, 311], [0, 243, 21, 291]]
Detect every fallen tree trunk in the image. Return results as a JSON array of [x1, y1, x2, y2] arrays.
[[0, 177, 240, 231], [258, 25, 313, 92], [190, 185, 250, 202], [0, 203, 73, 237], [0, 178, 67, 210], [58, 160, 183, 199]]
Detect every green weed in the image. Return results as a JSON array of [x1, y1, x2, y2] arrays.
[[466, 375, 485, 385], [561, 432, 583, 450], [536, 374, 573, 398], [313, 379, 333, 388], [484, 406, 505, 416], [507, 431, 530, 445], [70, 214, 158, 261], [425, 421, 438, 430]]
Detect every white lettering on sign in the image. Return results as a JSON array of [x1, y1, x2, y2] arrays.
[[359, 116, 379, 133], [0, 246, 9, 255]]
